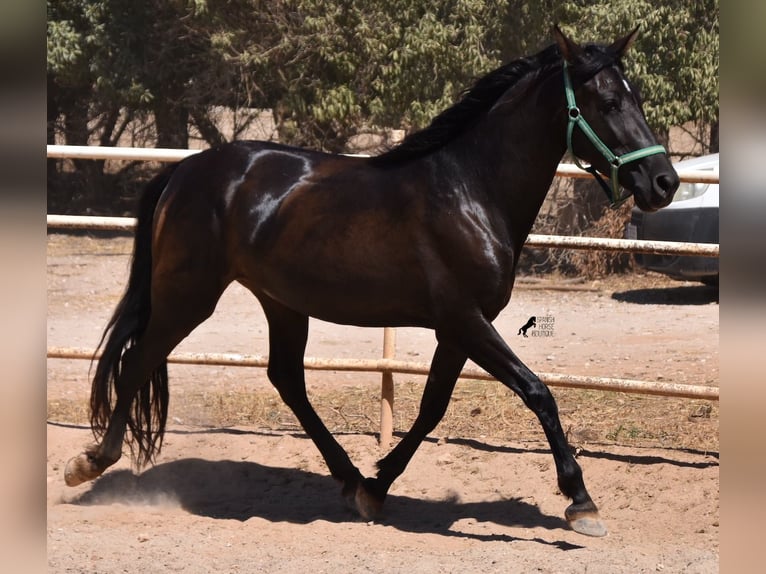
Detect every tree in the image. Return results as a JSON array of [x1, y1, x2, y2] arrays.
[[47, 0, 248, 209], [47, 0, 240, 151], [48, 0, 511, 153], [213, 0, 508, 150]]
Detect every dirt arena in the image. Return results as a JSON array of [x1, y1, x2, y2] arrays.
[[47, 234, 719, 573]]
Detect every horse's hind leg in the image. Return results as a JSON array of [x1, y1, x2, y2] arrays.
[[258, 297, 369, 514], [65, 275, 226, 486]]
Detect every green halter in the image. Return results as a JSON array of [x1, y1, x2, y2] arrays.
[[563, 61, 667, 207]]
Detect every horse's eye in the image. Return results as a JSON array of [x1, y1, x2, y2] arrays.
[[601, 99, 620, 114]]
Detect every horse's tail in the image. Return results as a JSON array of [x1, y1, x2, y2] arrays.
[[90, 163, 179, 468]]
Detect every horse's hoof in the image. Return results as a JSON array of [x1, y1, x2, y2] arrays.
[[340, 478, 385, 520], [568, 515, 608, 537], [64, 453, 103, 487], [354, 481, 384, 521], [343, 478, 385, 521], [565, 502, 608, 537]]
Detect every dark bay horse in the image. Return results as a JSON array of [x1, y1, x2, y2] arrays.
[[65, 27, 679, 537]]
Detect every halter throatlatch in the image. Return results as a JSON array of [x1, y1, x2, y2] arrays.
[[563, 62, 667, 207]]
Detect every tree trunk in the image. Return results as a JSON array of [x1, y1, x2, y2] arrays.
[[60, 89, 107, 205], [709, 120, 719, 153], [154, 98, 189, 149], [191, 109, 226, 147]]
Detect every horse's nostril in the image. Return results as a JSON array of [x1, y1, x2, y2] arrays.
[[654, 173, 679, 198]]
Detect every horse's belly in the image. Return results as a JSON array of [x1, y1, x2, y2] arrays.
[[252, 263, 435, 328]]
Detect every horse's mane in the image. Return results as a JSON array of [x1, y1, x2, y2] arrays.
[[370, 41, 620, 166]]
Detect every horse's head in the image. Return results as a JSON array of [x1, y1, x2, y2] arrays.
[[553, 26, 679, 212]]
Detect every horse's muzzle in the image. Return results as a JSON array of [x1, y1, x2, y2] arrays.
[[630, 159, 680, 212]]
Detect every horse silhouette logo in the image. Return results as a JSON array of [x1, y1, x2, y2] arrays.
[[518, 316, 536, 337]]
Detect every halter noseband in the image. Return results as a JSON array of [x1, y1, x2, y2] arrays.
[[563, 61, 666, 207]]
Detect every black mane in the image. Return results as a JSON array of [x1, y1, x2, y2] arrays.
[[370, 41, 621, 166]]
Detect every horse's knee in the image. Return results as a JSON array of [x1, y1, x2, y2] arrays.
[[523, 380, 557, 412]]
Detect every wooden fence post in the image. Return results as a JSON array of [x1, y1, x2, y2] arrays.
[[379, 327, 396, 447]]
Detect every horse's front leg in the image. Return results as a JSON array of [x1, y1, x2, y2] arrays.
[[359, 344, 466, 514], [456, 314, 607, 537]]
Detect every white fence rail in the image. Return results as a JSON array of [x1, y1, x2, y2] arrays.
[[47, 145, 720, 445], [47, 144, 721, 183], [45, 213, 718, 257]]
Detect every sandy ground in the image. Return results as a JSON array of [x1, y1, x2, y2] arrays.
[[47, 234, 719, 573]]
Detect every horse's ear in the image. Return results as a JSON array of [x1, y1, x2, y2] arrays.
[[552, 25, 582, 64], [608, 26, 640, 58]]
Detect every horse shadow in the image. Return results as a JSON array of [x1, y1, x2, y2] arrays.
[[71, 457, 579, 547]]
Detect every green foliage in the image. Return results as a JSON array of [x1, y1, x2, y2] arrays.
[[47, 0, 719, 153], [216, 0, 507, 149], [46, 20, 82, 73]]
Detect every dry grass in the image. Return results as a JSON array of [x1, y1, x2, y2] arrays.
[[566, 202, 636, 276], [519, 179, 639, 278], [47, 378, 719, 454]]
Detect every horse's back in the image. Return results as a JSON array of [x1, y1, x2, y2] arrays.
[[154, 140, 346, 247]]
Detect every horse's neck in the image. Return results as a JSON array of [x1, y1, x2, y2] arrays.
[[442, 100, 567, 250]]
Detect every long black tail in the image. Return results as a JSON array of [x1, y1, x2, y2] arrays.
[[90, 163, 179, 467]]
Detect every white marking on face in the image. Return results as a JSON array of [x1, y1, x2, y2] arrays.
[[622, 78, 632, 93]]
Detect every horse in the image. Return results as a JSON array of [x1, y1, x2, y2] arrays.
[[64, 26, 679, 538], [518, 316, 537, 337]]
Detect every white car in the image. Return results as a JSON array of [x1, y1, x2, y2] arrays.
[[624, 153, 719, 285]]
